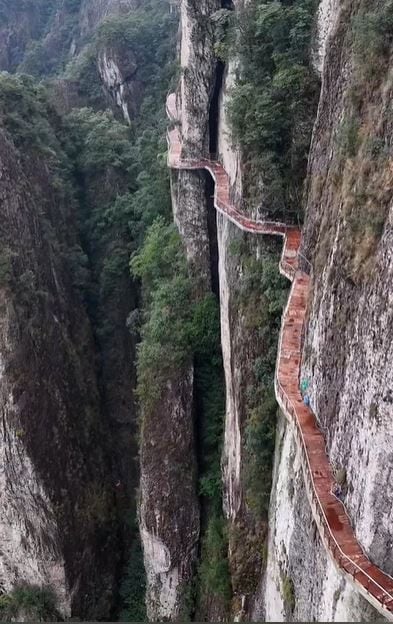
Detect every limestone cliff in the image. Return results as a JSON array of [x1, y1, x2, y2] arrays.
[[167, 0, 393, 621], [256, 0, 393, 621], [0, 123, 116, 619], [140, 1, 220, 617]]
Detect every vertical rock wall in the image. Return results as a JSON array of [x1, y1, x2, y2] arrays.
[[140, 368, 199, 621], [216, 44, 282, 617], [0, 131, 117, 620], [302, 0, 393, 580], [259, 0, 392, 620], [254, 414, 381, 622], [140, 2, 220, 617]]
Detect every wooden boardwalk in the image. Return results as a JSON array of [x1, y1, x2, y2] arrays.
[[166, 94, 393, 620]]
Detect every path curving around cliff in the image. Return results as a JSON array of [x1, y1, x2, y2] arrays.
[[166, 92, 393, 621]]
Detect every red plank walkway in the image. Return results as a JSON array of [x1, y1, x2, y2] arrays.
[[166, 92, 393, 620]]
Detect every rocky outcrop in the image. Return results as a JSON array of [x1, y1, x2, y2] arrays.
[[179, 0, 220, 158], [140, 3, 219, 616], [139, 1, 222, 618], [0, 128, 117, 618], [312, 0, 340, 75], [302, 0, 393, 580], [139, 367, 199, 620], [254, 414, 381, 622], [97, 47, 140, 123]]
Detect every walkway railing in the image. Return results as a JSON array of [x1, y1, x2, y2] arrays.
[[166, 93, 393, 621]]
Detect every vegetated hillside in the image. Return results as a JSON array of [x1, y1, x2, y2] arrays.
[[0, 72, 118, 621], [0, 0, 139, 76], [0, 0, 177, 621]]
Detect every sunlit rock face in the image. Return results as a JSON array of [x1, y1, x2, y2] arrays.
[[312, 0, 340, 75], [0, 349, 70, 617], [256, 0, 392, 620], [97, 47, 142, 123], [253, 414, 382, 622]]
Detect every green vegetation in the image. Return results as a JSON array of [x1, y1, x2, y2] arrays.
[[193, 295, 225, 504], [211, 8, 236, 61], [328, 1, 393, 279], [282, 573, 296, 613], [227, 0, 320, 218], [132, 219, 229, 612], [0, 585, 59, 621], [198, 516, 231, 601], [237, 244, 288, 516], [131, 221, 224, 422], [65, 0, 177, 110], [119, 536, 147, 622], [0, 1, 178, 617], [131, 220, 194, 408], [0, 73, 65, 155], [351, 0, 393, 80]]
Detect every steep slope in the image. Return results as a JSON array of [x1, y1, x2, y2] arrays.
[[138, 1, 221, 619], [165, 0, 393, 622], [257, 0, 393, 621], [0, 1, 176, 620], [0, 86, 116, 620]]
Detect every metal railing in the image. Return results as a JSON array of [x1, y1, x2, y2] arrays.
[[275, 274, 393, 614]]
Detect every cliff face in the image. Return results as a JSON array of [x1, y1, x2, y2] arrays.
[[0, 126, 116, 619], [169, 0, 393, 621], [302, 0, 393, 580], [255, 413, 381, 622], [140, 1, 220, 617], [140, 367, 199, 621], [256, 0, 393, 620], [0, 0, 144, 123]]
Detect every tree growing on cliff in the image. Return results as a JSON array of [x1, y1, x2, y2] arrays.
[[228, 0, 320, 219]]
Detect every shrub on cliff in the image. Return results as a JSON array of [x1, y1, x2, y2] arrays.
[[198, 515, 231, 601], [131, 219, 194, 408], [0, 585, 60, 621], [228, 0, 320, 219], [132, 220, 225, 510]]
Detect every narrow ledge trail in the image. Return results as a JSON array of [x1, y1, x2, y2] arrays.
[[166, 92, 393, 621]]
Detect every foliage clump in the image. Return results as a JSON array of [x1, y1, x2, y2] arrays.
[[228, 0, 320, 219], [119, 536, 147, 622], [0, 585, 60, 621], [282, 573, 296, 613], [237, 245, 288, 516], [198, 515, 231, 601]]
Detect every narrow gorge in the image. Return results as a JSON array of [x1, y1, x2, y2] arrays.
[[0, 0, 391, 622]]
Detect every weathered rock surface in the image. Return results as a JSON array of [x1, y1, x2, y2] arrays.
[[139, 368, 199, 620], [254, 413, 382, 622], [0, 129, 117, 619], [302, 0, 393, 580], [258, 0, 393, 620]]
